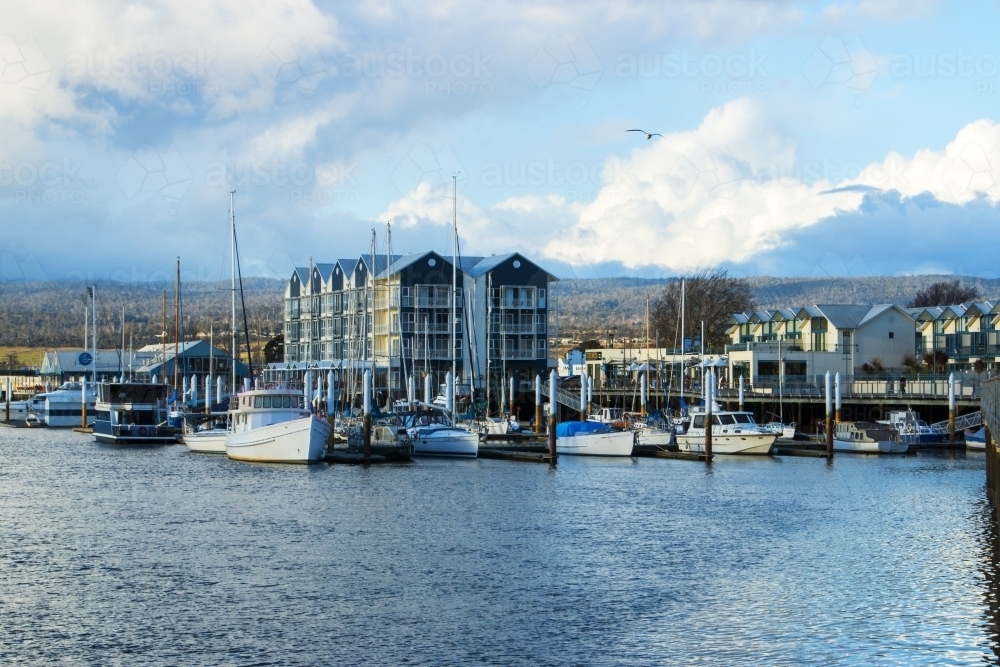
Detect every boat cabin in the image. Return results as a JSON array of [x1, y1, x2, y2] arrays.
[[93, 383, 175, 443], [230, 389, 308, 433], [690, 411, 758, 431]]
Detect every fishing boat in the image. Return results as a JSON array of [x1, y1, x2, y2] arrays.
[[965, 427, 986, 451], [93, 382, 177, 444], [676, 405, 776, 455], [27, 381, 97, 427], [403, 411, 479, 458], [556, 421, 635, 456], [225, 387, 330, 463], [833, 422, 908, 454]]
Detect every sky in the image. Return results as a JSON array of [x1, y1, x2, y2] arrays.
[[1, 0, 998, 285]]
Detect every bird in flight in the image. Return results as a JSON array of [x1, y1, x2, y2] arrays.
[[625, 129, 662, 140]]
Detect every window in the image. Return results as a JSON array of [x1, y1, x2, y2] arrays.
[[283, 396, 291, 408], [262, 396, 271, 408], [889, 331, 894, 339], [254, 396, 262, 408], [693, 415, 705, 429]]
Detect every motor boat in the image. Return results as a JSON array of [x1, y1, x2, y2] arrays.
[[93, 382, 177, 444], [878, 410, 947, 446], [225, 387, 331, 463], [183, 415, 229, 454], [401, 411, 479, 458], [556, 421, 635, 456], [759, 422, 796, 439], [676, 405, 776, 455], [833, 422, 908, 454], [965, 427, 986, 451], [26, 381, 97, 427]]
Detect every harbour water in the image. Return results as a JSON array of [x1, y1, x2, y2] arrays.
[[2, 429, 999, 665]]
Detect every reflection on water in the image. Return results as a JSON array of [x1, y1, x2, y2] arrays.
[[1, 430, 999, 665]]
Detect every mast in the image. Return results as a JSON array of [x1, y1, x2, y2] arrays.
[[230, 190, 237, 396], [174, 258, 180, 392], [451, 174, 458, 421], [120, 305, 125, 379], [387, 221, 394, 405], [90, 286, 96, 389], [161, 290, 166, 379]]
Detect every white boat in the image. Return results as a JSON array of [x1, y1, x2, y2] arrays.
[[183, 418, 229, 454], [403, 411, 479, 458], [28, 381, 97, 427], [760, 422, 796, 439], [630, 418, 675, 447], [676, 406, 776, 455], [556, 421, 635, 456], [834, 422, 908, 454], [225, 388, 330, 463], [966, 427, 986, 450]]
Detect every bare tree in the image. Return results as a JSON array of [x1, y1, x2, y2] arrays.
[[650, 269, 756, 351], [908, 279, 978, 307]]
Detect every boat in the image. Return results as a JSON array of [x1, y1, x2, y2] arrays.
[[556, 421, 635, 456], [759, 422, 796, 439], [93, 382, 177, 444], [225, 387, 330, 463], [587, 407, 630, 429], [402, 411, 479, 458], [629, 417, 675, 447], [833, 422, 908, 454], [878, 410, 947, 446], [676, 406, 776, 455], [183, 415, 229, 453], [966, 427, 986, 450], [27, 381, 97, 427]]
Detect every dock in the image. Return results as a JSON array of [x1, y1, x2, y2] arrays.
[[632, 445, 708, 461], [478, 445, 555, 463]]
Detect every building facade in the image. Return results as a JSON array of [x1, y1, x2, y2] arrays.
[[278, 251, 557, 403]]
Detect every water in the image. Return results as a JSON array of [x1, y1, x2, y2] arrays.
[[1, 429, 999, 665]]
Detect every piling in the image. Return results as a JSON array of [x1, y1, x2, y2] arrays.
[[446, 372, 454, 414], [704, 369, 713, 463], [738, 375, 744, 412], [640, 373, 647, 417], [5, 376, 11, 421], [509, 376, 515, 420], [205, 375, 212, 415], [408, 374, 416, 410], [834, 371, 841, 423], [825, 370, 833, 457], [586, 375, 593, 415], [580, 371, 587, 421], [81, 380, 88, 429], [535, 374, 543, 435], [327, 370, 335, 413], [548, 370, 558, 462], [363, 369, 372, 461], [949, 373, 956, 442], [424, 374, 432, 406]]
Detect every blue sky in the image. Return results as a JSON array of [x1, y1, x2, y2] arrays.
[[1, 0, 998, 284]]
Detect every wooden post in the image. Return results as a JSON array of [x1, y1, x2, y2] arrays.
[[363, 369, 372, 461], [640, 372, 647, 417], [548, 370, 558, 462], [535, 374, 542, 435], [825, 370, 833, 457], [704, 369, 713, 463], [948, 373, 956, 442]]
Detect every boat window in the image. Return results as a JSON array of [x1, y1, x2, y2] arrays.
[[711, 415, 722, 425], [719, 415, 736, 425], [733, 414, 752, 424], [262, 396, 271, 409], [283, 396, 291, 408], [693, 415, 704, 429], [254, 396, 262, 408]]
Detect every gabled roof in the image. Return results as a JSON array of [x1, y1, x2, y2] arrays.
[[292, 267, 308, 284], [728, 313, 751, 325], [314, 263, 336, 283], [857, 304, 914, 327], [380, 251, 451, 277], [466, 252, 559, 280], [939, 304, 966, 319], [796, 306, 824, 320], [336, 258, 358, 279], [811, 304, 872, 329]]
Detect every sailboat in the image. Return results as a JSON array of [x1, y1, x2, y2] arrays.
[[410, 175, 478, 458]]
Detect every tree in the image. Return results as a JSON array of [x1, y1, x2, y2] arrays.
[[923, 350, 948, 373], [908, 279, 978, 307], [263, 334, 284, 364], [579, 339, 603, 350], [650, 269, 756, 351]]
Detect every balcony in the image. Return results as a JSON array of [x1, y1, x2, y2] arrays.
[[726, 341, 852, 354]]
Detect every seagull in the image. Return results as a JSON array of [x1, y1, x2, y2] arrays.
[[625, 129, 662, 140]]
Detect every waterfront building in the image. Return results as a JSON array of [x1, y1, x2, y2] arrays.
[[40, 350, 131, 384], [275, 251, 557, 402], [909, 301, 1000, 370], [132, 340, 250, 386]]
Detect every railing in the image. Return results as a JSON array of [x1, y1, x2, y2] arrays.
[[726, 341, 856, 354], [412, 349, 455, 360], [490, 349, 542, 360], [715, 373, 987, 400]]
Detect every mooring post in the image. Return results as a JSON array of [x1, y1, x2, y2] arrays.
[[424, 374, 432, 406], [327, 370, 335, 415], [825, 370, 833, 457], [641, 372, 648, 417], [580, 371, 587, 421], [509, 375, 515, 422], [548, 370, 558, 462], [5, 376, 11, 422], [363, 369, 372, 461], [738, 374, 744, 412], [834, 371, 841, 423], [587, 375, 593, 415], [704, 369, 713, 463], [205, 375, 211, 415], [948, 373, 956, 442], [535, 374, 543, 435], [408, 374, 416, 410], [81, 378, 87, 428]]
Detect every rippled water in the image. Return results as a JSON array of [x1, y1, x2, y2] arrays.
[[1, 429, 999, 665]]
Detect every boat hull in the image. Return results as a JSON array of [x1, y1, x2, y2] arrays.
[[93, 421, 177, 445], [226, 415, 330, 463], [635, 429, 673, 447], [677, 432, 776, 455], [557, 430, 634, 456], [411, 428, 479, 458], [184, 429, 228, 453], [833, 438, 908, 454]]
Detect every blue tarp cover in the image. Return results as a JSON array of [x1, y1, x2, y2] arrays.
[[556, 421, 611, 437]]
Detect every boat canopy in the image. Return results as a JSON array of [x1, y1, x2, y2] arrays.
[[556, 421, 611, 437]]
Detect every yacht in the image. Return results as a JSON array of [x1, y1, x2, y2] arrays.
[[93, 382, 177, 444], [833, 422, 908, 454], [28, 381, 97, 428], [556, 420, 635, 456], [402, 411, 479, 458], [676, 405, 776, 455], [966, 427, 986, 451], [225, 387, 331, 463], [183, 415, 229, 454], [630, 417, 675, 447]]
